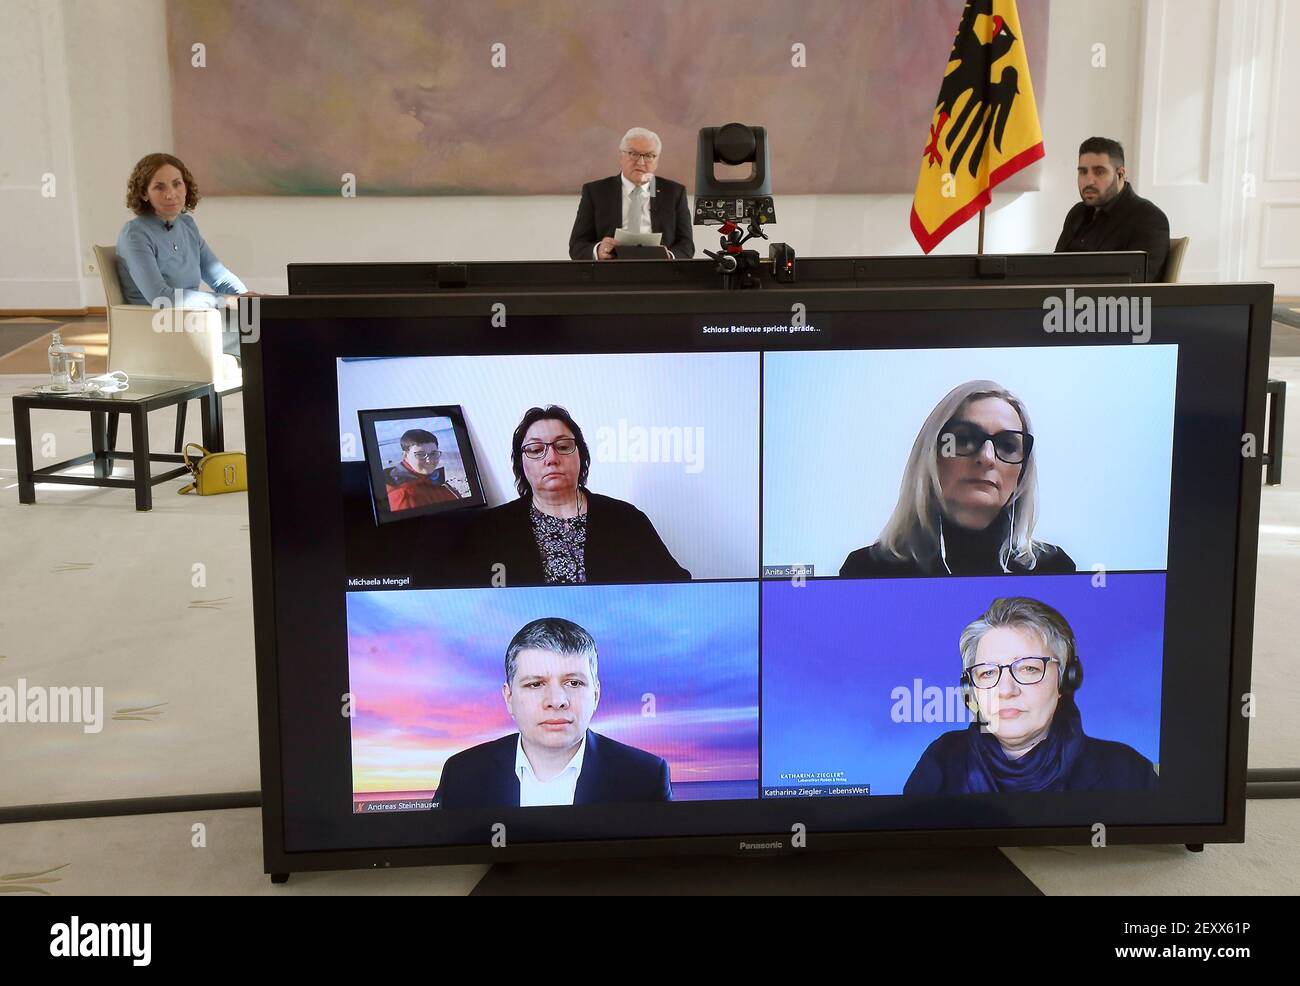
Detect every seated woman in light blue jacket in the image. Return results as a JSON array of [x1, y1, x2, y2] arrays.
[[116, 152, 253, 356]]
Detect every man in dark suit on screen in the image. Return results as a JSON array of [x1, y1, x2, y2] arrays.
[[568, 127, 695, 261], [1055, 136, 1171, 282], [434, 617, 672, 809]]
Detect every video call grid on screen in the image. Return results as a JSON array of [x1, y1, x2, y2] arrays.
[[248, 299, 1253, 858], [335, 344, 1175, 813]]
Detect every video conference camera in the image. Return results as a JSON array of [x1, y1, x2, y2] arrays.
[[694, 122, 776, 226], [694, 123, 793, 289]]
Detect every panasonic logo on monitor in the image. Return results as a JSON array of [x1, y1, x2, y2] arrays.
[[738, 841, 785, 851]]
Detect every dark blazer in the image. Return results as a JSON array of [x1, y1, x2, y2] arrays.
[[465, 491, 690, 586], [1054, 183, 1170, 282], [840, 540, 1076, 578], [568, 175, 695, 260], [903, 728, 1158, 794], [435, 729, 672, 809]]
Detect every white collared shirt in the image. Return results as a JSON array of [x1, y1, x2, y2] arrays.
[[592, 174, 656, 258], [515, 733, 587, 807]]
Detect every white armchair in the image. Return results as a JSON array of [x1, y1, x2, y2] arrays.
[[1161, 236, 1189, 283], [94, 244, 241, 451]]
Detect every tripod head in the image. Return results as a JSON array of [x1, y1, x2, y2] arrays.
[[703, 216, 769, 289]]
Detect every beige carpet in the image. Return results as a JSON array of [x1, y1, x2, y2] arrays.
[[0, 801, 1292, 894], [1003, 800, 1300, 895], [1251, 362, 1300, 769], [0, 807, 487, 895], [1273, 319, 1300, 357], [0, 372, 256, 805]]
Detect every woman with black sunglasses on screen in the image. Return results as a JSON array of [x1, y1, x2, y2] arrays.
[[840, 380, 1076, 577], [467, 405, 690, 586]]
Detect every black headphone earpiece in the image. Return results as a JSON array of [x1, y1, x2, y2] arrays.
[[1059, 652, 1084, 694], [959, 670, 987, 725]]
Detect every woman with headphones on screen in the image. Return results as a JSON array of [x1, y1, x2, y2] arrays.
[[841, 380, 1076, 578], [904, 597, 1158, 794]]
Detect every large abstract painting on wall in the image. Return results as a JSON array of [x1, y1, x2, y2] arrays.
[[167, 0, 1049, 195]]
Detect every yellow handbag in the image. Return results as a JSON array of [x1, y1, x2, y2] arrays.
[[179, 442, 248, 496]]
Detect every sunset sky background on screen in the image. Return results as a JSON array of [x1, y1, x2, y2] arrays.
[[348, 582, 759, 799]]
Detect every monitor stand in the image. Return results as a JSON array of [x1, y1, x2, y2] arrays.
[[469, 847, 1042, 895]]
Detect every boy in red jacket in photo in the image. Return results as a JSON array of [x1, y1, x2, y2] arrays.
[[385, 429, 462, 512]]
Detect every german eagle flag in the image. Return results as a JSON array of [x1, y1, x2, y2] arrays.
[[910, 0, 1044, 253]]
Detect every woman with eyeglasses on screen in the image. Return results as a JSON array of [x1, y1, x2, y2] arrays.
[[840, 380, 1076, 578], [904, 597, 1157, 794], [468, 405, 690, 585]]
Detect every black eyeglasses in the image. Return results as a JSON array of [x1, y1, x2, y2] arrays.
[[940, 421, 1034, 464], [408, 449, 441, 462], [964, 656, 1060, 689], [520, 438, 579, 459]]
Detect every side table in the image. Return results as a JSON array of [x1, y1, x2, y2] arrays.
[[13, 378, 224, 511]]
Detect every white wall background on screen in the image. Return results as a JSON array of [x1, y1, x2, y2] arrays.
[[336, 353, 760, 580], [592, 420, 705, 474], [761, 345, 1178, 576]]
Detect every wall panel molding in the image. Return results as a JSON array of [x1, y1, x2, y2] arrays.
[[1264, 0, 1300, 182], [1259, 201, 1300, 268], [1151, 0, 1219, 188]]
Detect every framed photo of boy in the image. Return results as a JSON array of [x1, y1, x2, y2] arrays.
[[358, 405, 485, 524]]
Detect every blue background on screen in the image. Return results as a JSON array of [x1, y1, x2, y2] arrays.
[[761, 573, 1165, 795]]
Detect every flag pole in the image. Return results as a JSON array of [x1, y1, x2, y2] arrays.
[[977, 207, 986, 255]]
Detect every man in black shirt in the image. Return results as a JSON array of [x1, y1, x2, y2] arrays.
[[1055, 137, 1170, 282]]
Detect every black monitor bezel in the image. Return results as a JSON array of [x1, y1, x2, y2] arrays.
[[243, 282, 1267, 876], [285, 252, 1147, 296]]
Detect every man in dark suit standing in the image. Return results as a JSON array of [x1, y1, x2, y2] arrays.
[[568, 127, 695, 261], [1055, 137, 1170, 282], [434, 617, 672, 809]]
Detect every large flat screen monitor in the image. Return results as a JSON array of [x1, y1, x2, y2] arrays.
[[243, 283, 1269, 876], [285, 252, 1148, 296]]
